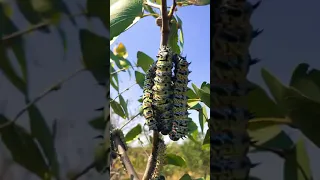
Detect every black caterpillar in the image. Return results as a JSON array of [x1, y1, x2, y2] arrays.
[[142, 46, 191, 141]]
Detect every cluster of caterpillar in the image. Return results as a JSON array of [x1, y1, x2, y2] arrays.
[[151, 139, 166, 180], [142, 46, 191, 141]]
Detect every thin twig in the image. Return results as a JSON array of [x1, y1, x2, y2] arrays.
[[120, 111, 142, 130], [1, 12, 86, 41], [0, 68, 85, 128], [69, 161, 96, 180], [110, 83, 137, 103], [111, 68, 127, 75]]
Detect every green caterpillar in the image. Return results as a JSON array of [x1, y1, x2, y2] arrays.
[[152, 46, 174, 135], [142, 46, 191, 141], [111, 128, 128, 151], [169, 55, 191, 141]]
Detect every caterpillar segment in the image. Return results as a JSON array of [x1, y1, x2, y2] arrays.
[[151, 139, 166, 180], [212, 0, 258, 179], [169, 55, 190, 141], [143, 63, 158, 131], [152, 46, 175, 135], [111, 129, 128, 151]]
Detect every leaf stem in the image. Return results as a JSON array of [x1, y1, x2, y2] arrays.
[[0, 68, 85, 128], [110, 83, 137, 103], [1, 12, 86, 41], [120, 111, 142, 130]]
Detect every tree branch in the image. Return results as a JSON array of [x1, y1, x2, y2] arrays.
[[142, 131, 159, 180], [113, 134, 140, 180], [160, 0, 170, 46]]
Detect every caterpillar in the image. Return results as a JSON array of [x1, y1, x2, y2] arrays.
[[143, 62, 158, 131], [151, 139, 166, 180], [169, 55, 191, 141], [152, 46, 174, 135], [111, 129, 128, 151]]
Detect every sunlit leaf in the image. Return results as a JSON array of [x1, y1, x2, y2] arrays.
[[137, 51, 154, 72], [125, 124, 142, 142], [110, 0, 143, 40]]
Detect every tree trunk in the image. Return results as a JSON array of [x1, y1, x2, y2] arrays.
[[211, 0, 257, 179]]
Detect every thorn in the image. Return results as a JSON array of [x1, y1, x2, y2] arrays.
[[249, 58, 261, 66], [250, 162, 261, 168], [252, 0, 262, 10], [252, 29, 264, 39], [95, 107, 104, 111], [93, 135, 104, 139]]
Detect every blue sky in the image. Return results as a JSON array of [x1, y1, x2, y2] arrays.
[[110, 5, 210, 144]]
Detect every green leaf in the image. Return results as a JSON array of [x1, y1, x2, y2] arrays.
[[110, 100, 126, 119], [0, 43, 27, 95], [27, 103, 59, 178], [88, 116, 105, 131], [186, 87, 198, 99], [80, 29, 109, 84], [0, 115, 50, 179], [198, 106, 205, 133], [168, 17, 180, 54], [179, 174, 192, 180], [248, 125, 282, 145], [176, 15, 184, 50], [248, 117, 291, 131], [261, 68, 287, 113], [198, 88, 210, 107], [290, 63, 320, 102], [166, 153, 186, 167], [240, 81, 285, 118], [283, 88, 320, 148], [87, 0, 109, 29], [125, 124, 142, 142], [284, 138, 313, 180], [15, 0, 50, 33], [135, 71, 145, 89], [191, 83, 200, 97], [188, 119, 198, 133], [250, 130, 293, 153], [188, 101, 201, 110], [203, 129, 209, 145], [110, 0, 143, 40], [119, 95, 129, 118], [0, 7, 28, 83], [136, 51, 154, 72]]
